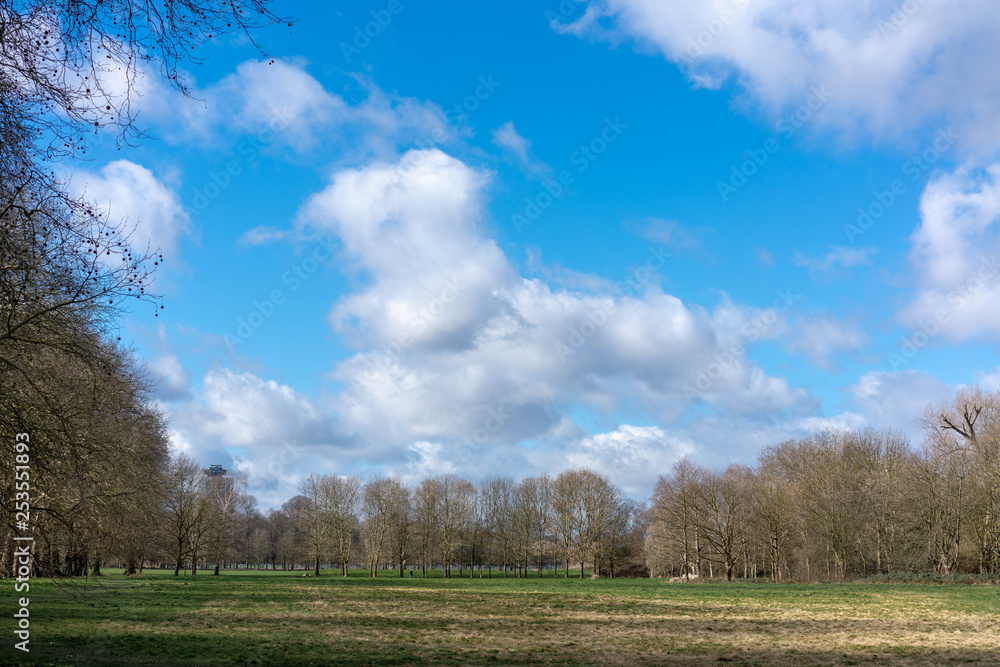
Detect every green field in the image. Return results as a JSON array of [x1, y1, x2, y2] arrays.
[[8, 570, 1000, 666]]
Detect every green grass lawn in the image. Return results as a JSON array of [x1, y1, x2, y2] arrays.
[[7, 568, 1000, 666]]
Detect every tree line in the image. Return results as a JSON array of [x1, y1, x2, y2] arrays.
[[90, 463, 642, 579], [0, 0, 287, 577], [648, 394, 1000, 580], [98, 389, 1000, 581]]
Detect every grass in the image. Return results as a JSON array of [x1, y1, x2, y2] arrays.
[[9, 568, 1000, 666]]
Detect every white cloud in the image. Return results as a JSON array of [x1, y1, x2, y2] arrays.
[[849, 370, 952, 440], [73, 160, 191, 261], [754, 246, 776, 266], [686, 411, 868, 468], [164, 148, 897, 504], [238, 225, 290, 246], [139, 59, 455, 158], [149, 354, 191, 401], [793, 246, 877, 276], [167, 369, 356, 508], [299, 149, 816, 455], [563, 425, 694, 495], [215, 59, 346, 146], [492, 121, 552, 178], [562, 0, 1000, 148], [901, 163, 1000, 341], [979, 367, 1000, 392], [640, 218, 709, 256], [785, 314, 868, 368]]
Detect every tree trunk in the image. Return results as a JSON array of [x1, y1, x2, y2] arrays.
[[0, 530, 13, 580]]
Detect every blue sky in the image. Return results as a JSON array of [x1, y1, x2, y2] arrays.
[[77, 0, 1000, 506]]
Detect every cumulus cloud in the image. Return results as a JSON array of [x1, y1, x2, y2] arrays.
[[686, 411, 868, 468], [164, 147, 885, 505], [785, 314, 868, 368], [149, 354, 192, 401], [849, 370, 952, 440], [72, 160, 191, 261], [561, 0, 1000, 148], [135, 59, 455, 158], [562, 425, 694, 495], [901, 163, 1000, 341], [298, 149, 817, 460], [167, 369, 357, 508], [554, 1, 1000, 373]]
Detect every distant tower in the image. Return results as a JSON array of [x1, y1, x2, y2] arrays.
[[202, 465, 235, 493]]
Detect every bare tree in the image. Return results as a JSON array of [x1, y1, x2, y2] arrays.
[[413, 478, 440, 578], [551, 471, 579, 578], [519, 475, 552, 577], [1, 0, 290, 160], [925, 388, 1000, 573], [297, 476, 332, 576], [362, 476, 406, 577], [435, 475, 475, 578], [694, 465, 752, 581], [328, 476, 361, 577], [163, 454, 212, 576], [649, 458, 702, 579], [386, 480, 413, 577]]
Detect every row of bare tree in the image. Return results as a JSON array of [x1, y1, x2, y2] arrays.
[[7, 384, 1000, 581], [280, 470, 641, 578], [648, 389, 1000, 580], [0, 107, 172, 576]]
